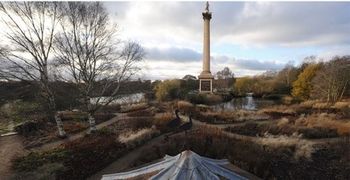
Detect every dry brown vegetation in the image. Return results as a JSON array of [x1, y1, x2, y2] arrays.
[[295, 113, 350, 136], [118, 128, 160, 148], [152, 113, 174, 132], [226, 111, 350, 139], [193, 109, 269, 124], [130, 126, 350, 180], [176, 100, 195, 114], [126, 107, 156, 117], [120, 103, 149, 113]]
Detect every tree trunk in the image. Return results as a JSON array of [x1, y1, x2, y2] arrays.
[[54, 113, 66, 137], [88, 113, 97, 133]]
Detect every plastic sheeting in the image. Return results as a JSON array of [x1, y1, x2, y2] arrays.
[[102, 150, 248, 180]]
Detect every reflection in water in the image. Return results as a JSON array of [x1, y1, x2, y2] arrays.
[[213, 96, 279, 111], [90, 93, 145, 105]]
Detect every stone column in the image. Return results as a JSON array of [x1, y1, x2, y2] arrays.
[[198, 2, 214, 93], [203, 9, 211, 73]]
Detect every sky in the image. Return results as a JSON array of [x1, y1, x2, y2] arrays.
[[106, 2, 350, 80]]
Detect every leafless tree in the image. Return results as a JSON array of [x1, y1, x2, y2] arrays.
[[216, 67, 234, 80], [311, 56, 350, 102], [0, 2, 66, 137], [55, 2, 145, 132]]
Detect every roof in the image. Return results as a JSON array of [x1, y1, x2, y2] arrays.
[[102, 150, 259, 180]]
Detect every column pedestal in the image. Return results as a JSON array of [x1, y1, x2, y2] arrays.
[[199, 72, 214, 93]]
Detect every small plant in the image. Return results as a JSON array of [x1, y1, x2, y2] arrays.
[[120, 103, 149, 113], [177, 101, 195, 115], [118, 128, 160, 148], [153, 113, 173, 132], [127, 108, 155, 117]]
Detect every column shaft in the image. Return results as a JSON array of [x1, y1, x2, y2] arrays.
[[203, 19, 210, 73]]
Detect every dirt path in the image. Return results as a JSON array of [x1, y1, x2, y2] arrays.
[[0, 135, 26, 180]]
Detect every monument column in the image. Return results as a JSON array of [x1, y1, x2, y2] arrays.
[[198, 2, 214, 93]]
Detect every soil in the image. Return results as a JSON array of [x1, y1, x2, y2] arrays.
[[0, 135, 26, 180]]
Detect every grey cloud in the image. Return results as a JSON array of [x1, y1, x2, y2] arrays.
[[105, 2, 350, 46], [216, 2, 350, 46], [213, 56, 285, 71], [145, 47, 201, 62], [233, 59, 285, 71]]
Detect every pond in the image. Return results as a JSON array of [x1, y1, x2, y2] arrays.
[[212, 96, 281, 111], [90, 93, 145, 105]]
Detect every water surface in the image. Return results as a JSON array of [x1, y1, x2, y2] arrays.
[[213, 96, 280, 111]]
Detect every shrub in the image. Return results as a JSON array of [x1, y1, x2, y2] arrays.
[[127, 117, 153, 131], [97, 104, 121, 113], [154, 79, 182, 101], [13, 149, 69, 172], [300, 100, 319, 108], [177, 101, 195, 115], [298, 127, 338, 139], [277, 117, 290, 127], [14, 121, 45, 137], [63, 121, 88, 134], [186, 93, 223, 105], [186, 93, 206, 104], [205, 94, 223, 105], [153, 113, 173, 132], [312, 102, 331, 109], [118, 128, 160, 148], [195, 104, 212, 112], [130, 126, 350, 180], [93, 112, 116, 123], [127, 108, 155, 117], [13, 130, 126, 180], [120, 103, 149, 113], [11, 163, 65, 180], [259, 105, 297, 118], [59, 132, 125, 179], [60, 111, 88, 121], [333, 101, 350, 110], [295, 113, 350, 136], [282, 95, 298, 105], [1, 100, 43, 123]]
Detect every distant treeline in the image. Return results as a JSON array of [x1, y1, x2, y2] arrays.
[[0, 80, 152, 109], [234, 56, 350, 102]]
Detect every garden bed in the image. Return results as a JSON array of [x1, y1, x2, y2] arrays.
[[21, 111, 116, 149], [127, 127, 350, 180], [225, 113, 350, 139], [12, 130, 126, 180]]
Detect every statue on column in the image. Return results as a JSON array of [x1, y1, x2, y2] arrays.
[[205, 1, 209, 11]]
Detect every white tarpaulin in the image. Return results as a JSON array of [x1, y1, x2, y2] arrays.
[[102, 150, 249, 180]]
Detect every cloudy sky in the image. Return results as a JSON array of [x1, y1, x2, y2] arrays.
[[104, 1, 350, 80]]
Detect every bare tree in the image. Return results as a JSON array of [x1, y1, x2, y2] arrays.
[[55, 2, 145, 132], [0, 2, 66, 137], [216, 67, 234, 80], [311, 56, 350, 102]]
